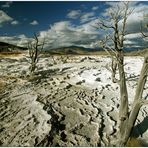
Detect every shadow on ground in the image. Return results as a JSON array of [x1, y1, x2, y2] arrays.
[[132, 116, 148, 146]]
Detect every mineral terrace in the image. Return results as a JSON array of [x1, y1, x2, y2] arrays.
[[0, 54, 147, 146]]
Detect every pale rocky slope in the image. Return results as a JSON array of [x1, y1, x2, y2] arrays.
[[0, 54, 147, 146]]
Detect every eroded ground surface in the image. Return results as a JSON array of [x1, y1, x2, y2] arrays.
[[0, 54, 147, 146]]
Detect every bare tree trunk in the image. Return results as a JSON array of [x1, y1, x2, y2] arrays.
[[30, 62, 36, 73], [96, 2, 147, 146], [118, 55, 148, 146], [28, 33, 45, 74], [116, 51, 129, 145]]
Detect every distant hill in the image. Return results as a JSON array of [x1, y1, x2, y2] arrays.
[[46, 46, 105, 55], [125, 48, 148, 56], [0, 41, 27, 53], [46, 46, 148, 56], [0, 41, 147, 56]]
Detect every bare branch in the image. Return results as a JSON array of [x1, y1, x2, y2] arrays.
[[140, 21, 148, 37], [95, 1, 147, 146], [96, 20, 115, 30], [27, 33, 45, 74], [120, 2, 132, 48]]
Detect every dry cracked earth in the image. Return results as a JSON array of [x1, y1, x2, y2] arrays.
[[0, 54, 148, 146]]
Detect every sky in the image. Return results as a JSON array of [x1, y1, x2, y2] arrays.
[[0, 1, 148, 50]]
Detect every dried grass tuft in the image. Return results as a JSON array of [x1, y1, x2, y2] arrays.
[[127, 138, 142, 147]]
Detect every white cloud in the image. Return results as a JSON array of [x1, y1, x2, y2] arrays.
[[0, 10, 13, 25], [1, 1, 13, 8], [30, 20, 38, 25], [124, 40, 136, 45], [124, 32, 146, 48], [102, 2, 148, 33], [125, 4, 148, 33], [125, 33, 142, 39], [92, 6, 98, 11], [127, 4, 147, 23], [0, 10, 20, 27], [11, 20, 19, 25], [37, 20, 101, 49], [80, 12, 95, 23], [67, 10, 81, 19], [105, 1, 139, 10], [1, 2, 147, 50], [99, 2, 148, 49], [0, 34, 32, 47]]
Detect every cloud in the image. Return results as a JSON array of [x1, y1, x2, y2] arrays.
[[124, 33, 142, 46], [124, 32, 147, 49], [67, 9, 97, 23], [67, 10, 81, 19], [125, 4, 148, 33], [92, 6, 98, 11], [99, 2, 148, 49], [1, 1, 13, 8], [102, 2, 148, 33], [0, 10, 13, 26], [30, 20, 38, 25], [80, 12, 95, 23], [121, 3, 148, 48], [0, 34, 32, 47], [0, 10, 20, 27], [38, 20, 101, 49], [1, 2, 147, 51], [11, 20, 19, 25], [105, 1, 139, 10], [125, 33, 142, 39]]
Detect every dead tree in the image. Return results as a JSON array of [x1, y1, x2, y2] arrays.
[[28, 33, 45, 74], [96, 2, 148, 146]]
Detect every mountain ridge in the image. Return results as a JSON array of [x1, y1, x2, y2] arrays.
[[0, 41, 147, 56], [0, 41, 27, 52], [46, 45, 104, 55]]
